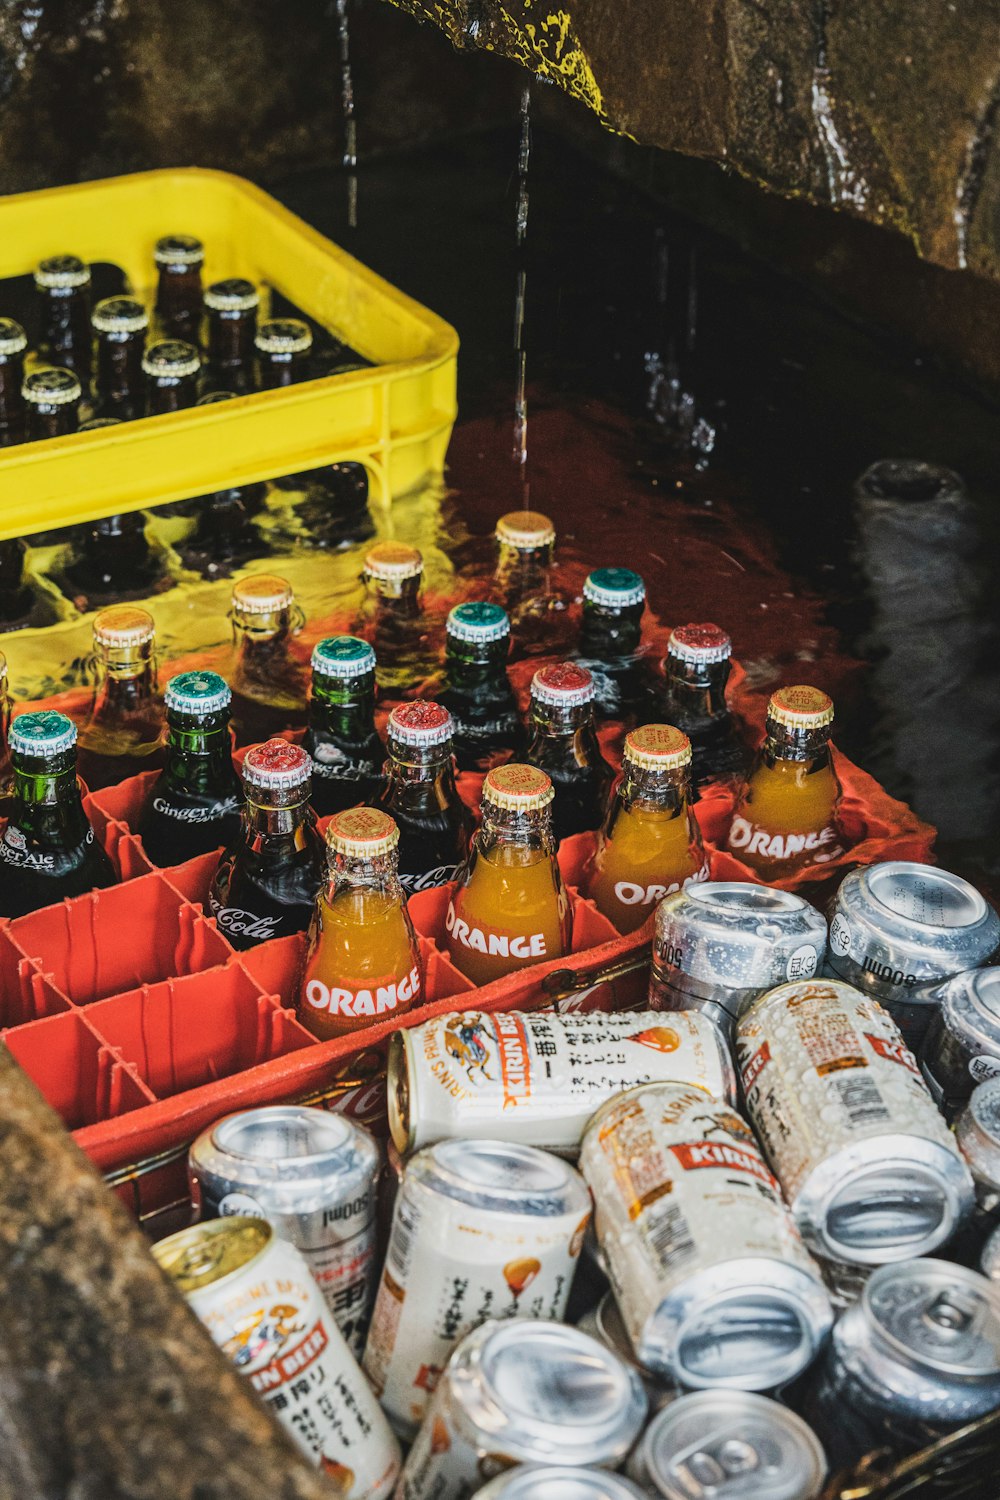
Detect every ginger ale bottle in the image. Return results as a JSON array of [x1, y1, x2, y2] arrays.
[[138, 671, 242, 866], [586, 724, 707, 934], [439, 602, 521, 771], [727, 685, 844, 879], [299, 807, 422, 1040], [302, 636, 383, 817], [576, 566, 648, 720], [446, 762, 570, 985]]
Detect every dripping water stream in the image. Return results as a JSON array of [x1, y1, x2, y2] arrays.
[[336, 0, 358, 228], [513, 84, 531, 497]]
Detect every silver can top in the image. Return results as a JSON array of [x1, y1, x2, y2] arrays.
[[956, 1079, 1000, 1191], [982, 1225, 1000, 1281], [455, 1319, 647, 1466], [863, 1259, 1000, 1381], [474, 1466, 647, 1500], [189, 1105, 379, 1212], [409, 1138, 591, 1220], [632, 1391, 826, 1500], [655, 883, 826, 1000], [939, 967, 1000, 1058]]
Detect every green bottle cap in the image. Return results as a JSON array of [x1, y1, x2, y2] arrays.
[[311, 635, 376, 679], [10, 710, 77, 757], [165, 670, 231, 716], [447, 601, 510, 644], [583, 568, 646, 608]]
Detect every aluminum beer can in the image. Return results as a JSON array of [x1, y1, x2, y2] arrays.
[[397, 1318, 647, 1500], [387, 1009, 735, 1156], [920, 966, 1000, 1116], [188, 1104, 380, 1355], [737, 979, 974, 1264], [805, 1259, 1000, 1460], [627, 1391, 827, 1500], [151, 1217, 400, 1499], [650, 882, 827, 1037], [826, 862, 1000, 1051], [362, 1138, 591, 1437], [577, 1291, 678, 1411], [474, 1468, 648, 1500], [580, 1082, 832, 1389], [955, 1079, 1000, 1213], [982, 1223, 1000, 1280]]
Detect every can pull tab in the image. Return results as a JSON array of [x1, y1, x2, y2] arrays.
[[923, 1289, 979, 1338], [681, 1438, 761, 1492]]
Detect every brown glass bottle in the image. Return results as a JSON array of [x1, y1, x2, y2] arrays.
[[76, 605, 165, 791], [0, 650, 12, 796], [357, 541, 429, 693], [34, 254, 92, 383], [0, 319, 28, 446], [205, 279, 259, 394], [143, 340, 200, 415], [0, 539, 33, 627], [154, 234, 205, 343], [228, 574, 308, 746], [92, 296, 148, 421], [23, 368, 82, 440], [255, 318, 313, 389]]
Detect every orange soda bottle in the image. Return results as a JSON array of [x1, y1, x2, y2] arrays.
[[298, 806, 422, 1040], [726, 684, 844, 879], [445, 763, 571, 985], [585, 724, 708, 934]]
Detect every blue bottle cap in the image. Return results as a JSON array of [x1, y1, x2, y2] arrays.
[[165, 670, 232, 716], [583, 568, 646, 609], [447, 601, 511, 644], [9, 710, 77, 757], [311, 635, 377, 679]]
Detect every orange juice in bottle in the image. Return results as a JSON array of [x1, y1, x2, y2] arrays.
[[585, 724, 708, 934], [445, 763, 570, 985], [298, 806, 423, 1040], [726, 684, 844, 879]]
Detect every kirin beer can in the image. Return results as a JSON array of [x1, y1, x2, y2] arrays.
[[577, 1291, 678, 1411], [188, 1105, 380, 1355], [580, 1082, 832, 1390], [737, 979, 974, 1264], [650, 882, 827, 1038], [151, 1217, 400, 1499], [803, 1259, 1000, 1464], [397, 1318, 647, 1500], [955, 1079, 1000, 1214], [387, 1009, 735, 1156], [362, 1139, 591, 1437], [474, 1468, 648, 1500], [628, 1391, 827, 1500], [826, 862, 1000, 1051], [920, 967, 1000, 1117]]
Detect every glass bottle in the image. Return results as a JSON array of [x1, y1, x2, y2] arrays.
[[0, 651, 12, 797], [302, 635, 383, 817], [76, 605, 165, 791], [154, 234, 205, 343], [357, 540, 428, 693], [0, 710, 117, 917], [295, 460, 374, 550], [143, 340, 201, 416], [228, 573, 308, 746], [585, 724, 708, 934], [205, 278, 260, 394], [209, 739, 325, 948], [0, 538, 34, 627], [726, 685, 845, 879], [92, 296, 149, 421], [138, 670, 242, 866], [0, 318, 28, 446], [658, 623, 749, 787], [298, 806, 423, 1040], [524, 662, 614, 844], [34, 254, 92, 383], [377, 700, 472, 895], [60, 510, 163, 609], [439, 601, 521, 772], [23, 368, 81, 440], [446, 762, 570, 985], [576, 566, 649, 720], [256, 317, 313, 388], [494, 508, 572, 656]]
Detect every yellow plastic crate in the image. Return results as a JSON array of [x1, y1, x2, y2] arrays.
[[0, 169, 458, 539]]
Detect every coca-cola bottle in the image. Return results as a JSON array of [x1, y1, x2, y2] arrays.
[[656, 623, 749, 788], [76, 606, 165, 792], [301, 636, 384, 817], [228, 574, 308, 746], [524, 662, 614, 843], [438, 602, 521, 772], [138, 671, 242, 866], [209, 740, 324, 948], [377, 701, 472, 894]]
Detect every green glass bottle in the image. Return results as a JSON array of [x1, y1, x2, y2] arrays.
[[439, 602, 522, 771], [301, 636, 384, 818], [576, 566, 650, 721], [0, 710, 117, 917], [138, 671, 242, 866]]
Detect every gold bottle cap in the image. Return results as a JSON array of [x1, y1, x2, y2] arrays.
[[34, 254, 90, 290], [92, 296, 149, 335], [0, 318, 27, 356], [154, 234, 205, 268], [231, 573, 294, 615], [624, 723, 692, 771], [495, 509, 556, 550], [327, 806, 399, 858], [364, 540, 423, 582], [768, 685, 834, 730], [205, 277, 259, 313], [255, 317, 313, 356], [93, 604, 155, 650], [482, 762, 554, 812], [22, 367, 82, 405], [151, 1218, 271, 1293]]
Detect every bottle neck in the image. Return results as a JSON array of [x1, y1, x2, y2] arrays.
[[529, 699, 594, 740], [446, 638, 509, 688], [760, 718, 833, 767], [326, 847, 404, 901], [11, 757, 87, 842], [310, 674, 376, 739], [478, 802, 555, 855], [163, 716, 234, 785], [616, 763, 690, 814], [384, 741, 457, 812], [496, 542, 551, 583], [666, 657, 730, 718], [368, 577, 422, 612], [242, 791, 312, 842], [91, 659, 157, 720], [581, 600, 643, 656]]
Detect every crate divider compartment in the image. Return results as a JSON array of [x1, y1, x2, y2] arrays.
[[3, 1010, 157, 1130], [0, 932, 72, 1028]]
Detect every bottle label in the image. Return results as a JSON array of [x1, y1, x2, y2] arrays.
[[152, 794, 240, 823], [310, 759, 378, 782], [304, 965, 422, 1020], [0, 825, 93, 870], [399, 864, 460, 894], [445, 901, 548, 961], [210, 900, 284, 941], [727, 817, 844, 864], [611, 861, 709, 909]]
